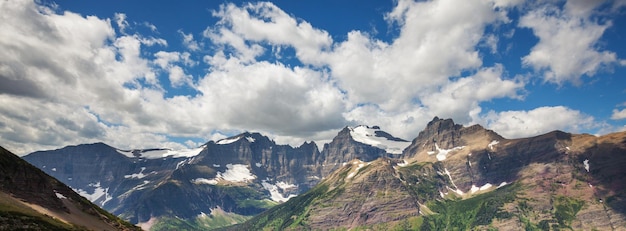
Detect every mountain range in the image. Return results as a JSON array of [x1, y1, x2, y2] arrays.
[[19, 117, 626, 230]]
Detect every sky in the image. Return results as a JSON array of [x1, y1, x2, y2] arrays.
[[1, 0, 626, 155]]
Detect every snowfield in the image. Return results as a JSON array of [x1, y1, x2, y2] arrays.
[[349, 126, 410, 154], [190, 164, 256, 185], [117, 146, 205, 159], [73, 182, 112, 206], [216, 136, 241, 145], [261, 180, 298, 202]]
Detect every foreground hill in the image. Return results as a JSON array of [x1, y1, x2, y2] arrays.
[[232, 117, 626, 230], [0, 146, 140, 230]]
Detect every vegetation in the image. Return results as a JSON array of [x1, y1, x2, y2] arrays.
[[0, 193, 81, 230], [231, 183, 331, 230], [419, 183, 519, 230], [553, 196, 584, 229], [151, 212, 251, 231], [398, 163, 443, 203]]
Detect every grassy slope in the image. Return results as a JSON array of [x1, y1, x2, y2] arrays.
[[0, 192, 82, 230]]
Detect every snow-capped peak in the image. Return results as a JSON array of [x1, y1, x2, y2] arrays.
[[348, 125, 410, 154], [216, 133, 257, 145]]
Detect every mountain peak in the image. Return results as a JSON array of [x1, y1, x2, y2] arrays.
[[347, 125, 410, 154], [404, 118, 503, 160]]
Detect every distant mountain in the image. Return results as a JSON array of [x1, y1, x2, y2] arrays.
[[23, 127, 409, 230], [231, 117, 626, 230], [0, 146, 140, 230]]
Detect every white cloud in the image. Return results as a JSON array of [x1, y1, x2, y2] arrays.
[[179, 30, 200, 51], [520, 3, 618, 85], [114, 13, 129, 33], [482, 34, 499, 54], [1, 0, 622, 156], [422, 65, 525, 124], [154, 51, 194, 87], [196, 60, 346, 136], [206, 2, 332, 65], [611, 108, 626, 120], [319, 0, 508, 112], [478, 106, 595, 138]]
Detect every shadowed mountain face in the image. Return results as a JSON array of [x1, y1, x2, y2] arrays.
[[0, 146, 140, 230], [22, 128, 405, 230], [232, 117, 626, 230]]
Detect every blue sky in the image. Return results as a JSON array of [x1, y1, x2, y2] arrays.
[[1, 0, 625, 155]]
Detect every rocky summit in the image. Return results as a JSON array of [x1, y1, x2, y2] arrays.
[[19, 117, 626, 230]]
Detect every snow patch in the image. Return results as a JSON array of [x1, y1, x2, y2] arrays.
[[261, 180, 297, 202], [54, 191, 66, 199], [192, 164, 256, 184], [583, 159, 590, 172], [255, 162, 262, 168], [116, 146, 204, 159], [219, 164, 256, 182], [471, 183, 493, 194], [470, 185, 480, 194], [73, 182, 112, 206], [246, 137, 256, 142], [443, 168, 461, 194], [488, 140, 499, 150], [497, 182, 508, 188], [216, 136, 241, 145], [349, 126, 410, 154], [191, 178, 218, 185], [51, 168, 56, 172], [431, 143, 465, 161], [397, 160, 408, 167], [213, 164, 220, 167], [276, 181, 296, 190], [346, 160, 369, 179], [124, 167, 148, 179]]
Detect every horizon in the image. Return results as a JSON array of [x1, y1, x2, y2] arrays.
[[1, 0, 626, 155]]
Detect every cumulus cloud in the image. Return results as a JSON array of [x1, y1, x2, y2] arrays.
[[0, 0, 622, 155], [206, 2, 332, 64], [196, 61, 346, 136], [319, 0, 509, 112], [422, 65, 525, 124], [612, 108, 626, 120], [114, 13, 129, 33], [520, 2, 619, 85], [179, 30, 200, 51], [478, 106, 595, 138]]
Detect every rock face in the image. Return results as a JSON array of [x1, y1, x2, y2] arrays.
[[234, 118, 626, 230], [22, 127, 408, 230], [0, 146, 140, 230]]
